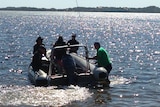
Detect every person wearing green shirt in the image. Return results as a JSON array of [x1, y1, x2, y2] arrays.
[[89, 42, 112, 83]]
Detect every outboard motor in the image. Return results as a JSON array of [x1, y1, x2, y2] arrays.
[[62, 54, 77, 85]]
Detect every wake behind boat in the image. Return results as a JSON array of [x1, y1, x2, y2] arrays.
[[28, 44, 110, 87]]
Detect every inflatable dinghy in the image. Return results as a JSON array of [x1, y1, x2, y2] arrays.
[[28, 44, 109, 87]]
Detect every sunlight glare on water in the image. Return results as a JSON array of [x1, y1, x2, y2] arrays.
[[0, 11, 160, 106], [0, 85, 92, 106]]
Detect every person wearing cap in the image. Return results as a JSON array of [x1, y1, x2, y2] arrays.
[[88, 42, 112, 83], [33, 36, 45, 54], [32, 45, 49, 72], [67, 33, 79, 53]]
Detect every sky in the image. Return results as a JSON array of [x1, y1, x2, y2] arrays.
[[0, 0, 160, 9]]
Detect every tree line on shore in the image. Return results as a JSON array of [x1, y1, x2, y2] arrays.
[[0, 6, 160, 13]]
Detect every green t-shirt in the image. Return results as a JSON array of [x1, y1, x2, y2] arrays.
[[97, 47, 111, 67]]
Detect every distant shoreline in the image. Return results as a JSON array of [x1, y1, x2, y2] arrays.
[[0, 6, 160, 13]]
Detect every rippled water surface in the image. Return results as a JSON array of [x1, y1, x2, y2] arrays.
[[0, 11, 160, 107]]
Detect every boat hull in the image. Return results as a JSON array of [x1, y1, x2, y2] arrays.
[[28, 66, 49, 86], [28, 66, 97, 87], [28, 65, 98, 87], [50, 73, 96, 86]]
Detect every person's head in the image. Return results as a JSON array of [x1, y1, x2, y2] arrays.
[[57, 36, 63, 42], [94, 42, 100, 50], [36, 37, 43, 44], [71, 33, 76, 39]]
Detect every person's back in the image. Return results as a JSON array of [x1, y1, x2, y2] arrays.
[[97, 47, 111, 67], [32, 45, 49, 72], [67, 34, 79, 53], [94, 42, 112, 74], [32, 51, 41, 71], [68, 39, 79, 45], [53, 36, 66, 60], [33, 37, 44, 54]]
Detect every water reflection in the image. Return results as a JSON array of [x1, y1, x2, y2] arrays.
[[0, 11, 160, 106], [0, 85, 92, 106]]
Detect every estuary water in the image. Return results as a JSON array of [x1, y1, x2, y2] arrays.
[[0, 11, 159, 107]]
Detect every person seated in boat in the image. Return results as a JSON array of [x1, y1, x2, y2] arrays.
[[67, 33, 79, 53], [87, 42, 112, 83], [52, 36, 67, 74], [31, 45, 49, 73], [62, 53, 77, 85], [33, 36, 45, 54]]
